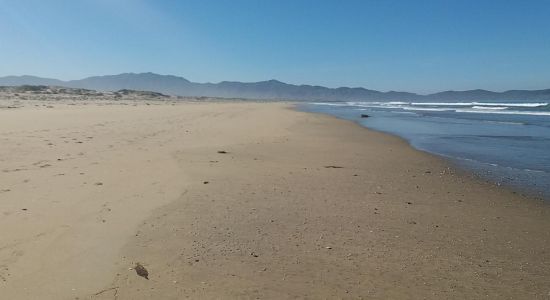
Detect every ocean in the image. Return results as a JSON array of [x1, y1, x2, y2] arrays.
[[300, 100, 550, 199]]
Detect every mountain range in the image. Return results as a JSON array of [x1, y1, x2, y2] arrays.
[[1, 73, 549, 101]]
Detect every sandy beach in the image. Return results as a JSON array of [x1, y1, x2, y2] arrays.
[[1, 99, 549, 299]]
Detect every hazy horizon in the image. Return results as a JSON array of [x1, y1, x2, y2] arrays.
[[1, 0, 549, 93], [3, 72, 550, 95]]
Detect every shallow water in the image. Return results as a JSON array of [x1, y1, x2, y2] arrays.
[[300, 100, 550, 199]]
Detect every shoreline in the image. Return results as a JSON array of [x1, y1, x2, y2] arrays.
[[1, 100, 549, 299], [297, 103, 550, 202]]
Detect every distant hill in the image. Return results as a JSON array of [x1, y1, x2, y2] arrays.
[[0, 75, 65, 87], [1, 73, 549, 101]]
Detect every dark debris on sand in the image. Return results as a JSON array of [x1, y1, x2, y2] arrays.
[[134, 262, 149, 280]]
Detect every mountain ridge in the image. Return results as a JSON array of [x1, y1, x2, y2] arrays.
[[1, 73, 549, 101]]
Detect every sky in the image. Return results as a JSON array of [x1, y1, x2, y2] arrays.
[[0, 0, 549, 94]]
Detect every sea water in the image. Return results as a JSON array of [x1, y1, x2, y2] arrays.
[[300, 100, 550, 199]]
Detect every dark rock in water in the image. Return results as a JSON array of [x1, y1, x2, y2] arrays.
[[217, 150, 228, 154], [360, 114, 370, 118], [134, 263, 149, 280]]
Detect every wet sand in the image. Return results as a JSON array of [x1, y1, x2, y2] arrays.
[[0, 100, 549, 299]]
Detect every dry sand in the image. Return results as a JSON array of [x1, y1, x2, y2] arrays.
[[0, 100, 549, 299]]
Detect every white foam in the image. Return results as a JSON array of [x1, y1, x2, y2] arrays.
[[311, 102, 347, 106], [482, 120, 525, 125], [471, 106, 508, 110], [346, 101, 381, 106], [455, 109, 550, 116], [411, 102, 548, 107], [345, 101, 548, 108], [402, 107, 453, 112], [345, 102, 404, 109], [411, 102, 474, 106], [313, 101, 550, 116], [474, 102, 548, 108]]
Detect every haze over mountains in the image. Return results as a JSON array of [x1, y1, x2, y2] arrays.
[[1, 72, 549, 101]]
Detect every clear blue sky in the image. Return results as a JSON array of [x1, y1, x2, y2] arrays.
[[1, 0, 549, 93]]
